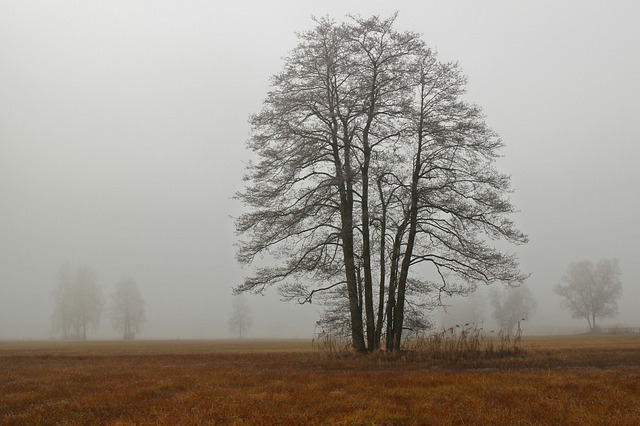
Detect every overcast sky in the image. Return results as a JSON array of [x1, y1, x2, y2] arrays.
[[1, 1, 639, 339]]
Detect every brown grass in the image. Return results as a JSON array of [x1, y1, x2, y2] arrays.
[[1, 335, 640, 425]]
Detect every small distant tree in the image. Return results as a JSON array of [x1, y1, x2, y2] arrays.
[[52, 264, 104, 340], [555, 259, 622, 332], [228, 296, 253, 338], [490, 285, 537, 336], [110, 277, 146, 340], [442, 290, 487, 328]]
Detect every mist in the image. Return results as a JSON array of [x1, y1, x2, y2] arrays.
[[2, 1, 639, 340]]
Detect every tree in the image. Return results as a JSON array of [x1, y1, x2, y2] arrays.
[[555, 259, 622, 332], [490, 285, 537, 336], [110, 277, 146, 340], [235, 14, 528, 353], [228, 296, 253, 338], [441, 289, 487, 329], [52, 264, 104, 340]]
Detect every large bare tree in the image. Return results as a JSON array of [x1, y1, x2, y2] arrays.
[[110, 277, 146, 340], [235, 15, 528, 353], [555, 259, 622, 332], [52, 264, 104, 340]]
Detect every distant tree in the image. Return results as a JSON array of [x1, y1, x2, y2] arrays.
[[490, 285, 537, 336], [441, 289, 487, 329], [555, 259, 622, 332], [235, 14, 528, 353], [228, 296, 253, 338], [52, 264, 75, 339], [110, 277, 146, 340], [52, 264, 104, 340]]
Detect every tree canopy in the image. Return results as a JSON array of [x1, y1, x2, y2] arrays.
[[235, 14, 527, 352]]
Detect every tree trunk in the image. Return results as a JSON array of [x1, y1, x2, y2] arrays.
[[390, 96, 425, 351], [361, 154, 375, 351], [333, 119, 367, 353], [385, 226, 405, 351], [374, 179, 388, 349], [344, 232, 366, 352], [360, 74, 378, 352]]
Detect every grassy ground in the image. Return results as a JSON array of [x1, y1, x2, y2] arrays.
[[1, 335, 639, 425]]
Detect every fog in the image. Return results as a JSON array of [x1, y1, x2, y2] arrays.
[[1, 1, 639, 340]]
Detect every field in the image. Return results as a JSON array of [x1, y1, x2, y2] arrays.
[[1, 335, 640, 425]]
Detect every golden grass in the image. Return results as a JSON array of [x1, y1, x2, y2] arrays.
[[0, 339, 312, 356], [1, 336, 639, 425]]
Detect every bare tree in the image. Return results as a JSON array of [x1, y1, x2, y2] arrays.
[[235, 14, 528, 353], [110, 277, 146, 340], [228, 296, 253, 339], [555, 259, 622, 332], [52, 264, 104, 340], [490, 285, 537, 336], [52, 264, 75, 339], [442, 290, 487, 328]]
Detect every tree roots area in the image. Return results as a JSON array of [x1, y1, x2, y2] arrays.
[[2, 335, 640, 425]]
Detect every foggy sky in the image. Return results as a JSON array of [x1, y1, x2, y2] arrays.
[[1, 1, 639, 339]]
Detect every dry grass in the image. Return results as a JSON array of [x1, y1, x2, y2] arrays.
[[2, 335, 640, 425]]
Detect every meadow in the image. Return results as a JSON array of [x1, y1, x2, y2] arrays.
[[1, 335, 639, 425]]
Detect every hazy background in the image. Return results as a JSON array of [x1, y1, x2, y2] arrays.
[[1, 0, 638, 339]]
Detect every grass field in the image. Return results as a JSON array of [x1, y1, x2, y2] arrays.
[[1, 335, 639, 425]]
